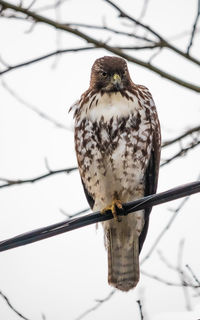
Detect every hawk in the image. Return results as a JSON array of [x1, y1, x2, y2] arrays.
[[70, 56, 161, 292]]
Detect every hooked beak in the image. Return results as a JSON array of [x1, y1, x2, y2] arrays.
[[111, 73, 122, 90]]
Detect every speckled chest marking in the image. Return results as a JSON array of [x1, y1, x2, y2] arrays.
[[74, 89, 156, 210]]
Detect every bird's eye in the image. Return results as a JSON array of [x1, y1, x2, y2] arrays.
[[102, 72, 107, 77]]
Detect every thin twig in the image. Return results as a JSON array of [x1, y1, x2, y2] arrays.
[[75, 290, 115, 320], [141, 270, 198, 288], [141, 195, 190, 264], [66, 22, 154, 42], [161, 139, 200, 167], [157, 249, 197, 289], [0, 0, 200, 91], [136, 300, 144, 320], [0, 180, 199, 252], [26, 0, 37, 10], [162, 125, 200, 148], [148, 47, 163, 64], [178, 240, 192, 310], [0, 167, 77, 189], [0, 291, 30, 320], [138, 0, 149, 21], [1, 80, 70, 130], [187, 0, 200, 54], [35, 0, 67, 12], [141, 270, 185, 287], [186, 264, 200, 286], [0, 44, 160, 76], [103, 0, 200, 66]]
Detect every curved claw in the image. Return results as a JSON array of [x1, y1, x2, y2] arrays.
[[101, 199, 123, 222]]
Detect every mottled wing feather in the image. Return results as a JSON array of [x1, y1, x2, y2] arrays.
[[139, 124, 161, 252], [81, 178, 95, 209]]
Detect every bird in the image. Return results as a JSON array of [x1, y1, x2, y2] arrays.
[[70, 56, 161, 292]]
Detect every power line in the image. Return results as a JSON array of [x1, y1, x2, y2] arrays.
[[0, 180, 199, 253]]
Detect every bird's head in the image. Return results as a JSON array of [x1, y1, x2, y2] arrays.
[[90, 56, 132, 92]]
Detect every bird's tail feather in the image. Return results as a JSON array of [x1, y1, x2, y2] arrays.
[[107, 228, 140, 292]]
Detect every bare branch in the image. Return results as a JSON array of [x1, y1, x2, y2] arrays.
[[141, 270, 193, 287], [136, 300, 144, 320], [178, 240, 192, 310], [0, 44, 161, 77], [35, 0, 68, 12], [1, 80, 70, 130], [26, 0, 37, 10], [148, 47, 163, 64], [0, 0, 200, 92], [75, 290, 115, 320], [138, 0, 149, 21], [104, 0, 200, 66], [161, 139, 200, 167], [0, 167, 77, 189], [143, 171, 199, 262], [103, 0, 164, 40], [141, 194, 190, 264], [169, 27, 200, 41], [187, 0, 200, 54], [186, 264, 200, 287], [143, 247, 200, 291], [0, 180, 199, 252], [0, 290, 30, 320], [66, 22, 154, 42], [157, 249, 200, 297], [162, 125, 200, 148]]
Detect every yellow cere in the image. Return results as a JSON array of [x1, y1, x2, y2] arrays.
[[113, 73, 121, 81]]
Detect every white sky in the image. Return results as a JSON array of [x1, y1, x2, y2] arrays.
[[0, 0, 200, 319]]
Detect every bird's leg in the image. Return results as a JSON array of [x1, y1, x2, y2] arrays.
[[101, 199, 123, 222]]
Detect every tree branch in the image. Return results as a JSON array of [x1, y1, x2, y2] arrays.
[[0, 46, 95, 76], [177, 240, 192, 310], [0, 291, 30, 320], [186, 264, 200, 287], [1, 80, 70, 130], [142, 246, 200, 290], [65, 22, 154, 42], [75, 290, 115, 320], [187, 0, 200, 54], [0, 180, 199, 252], [0, 0, 200, 92], [0, 167, 77, 189], [162, 125, 200, 148], [141, 270, 199, 288], [0, 44, 162, 76], [141, 194, 190, 264], [136, 300, 144, 320], [104, 0, 200, 66], [161, 139, 200, 167]]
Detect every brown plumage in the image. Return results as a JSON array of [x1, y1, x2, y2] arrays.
[[70, 56, 161, 291]]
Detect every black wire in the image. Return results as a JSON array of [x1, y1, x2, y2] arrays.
[[0, 180, 199, 253]]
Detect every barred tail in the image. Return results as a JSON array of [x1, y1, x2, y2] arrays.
[[107, 229, 140, 292]]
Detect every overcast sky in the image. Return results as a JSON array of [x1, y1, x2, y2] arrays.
[[0, 0, 200, 319]]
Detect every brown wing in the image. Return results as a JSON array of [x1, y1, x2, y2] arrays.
[[139, 122, 161, 253], [81, 178, 95, 210]]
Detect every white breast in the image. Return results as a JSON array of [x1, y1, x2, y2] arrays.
[[83, 92, 141, 122]]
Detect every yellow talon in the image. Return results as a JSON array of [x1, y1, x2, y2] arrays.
[[101, 199, 123, 222]]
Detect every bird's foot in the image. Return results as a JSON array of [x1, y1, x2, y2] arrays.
[[101, 199, 123, 222]]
